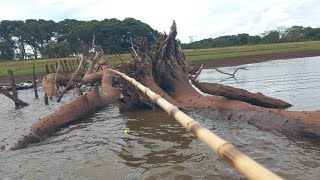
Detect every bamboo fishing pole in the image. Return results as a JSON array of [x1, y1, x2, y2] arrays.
[[107, 68, 283, 180]]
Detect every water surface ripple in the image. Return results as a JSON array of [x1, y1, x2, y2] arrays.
[[0, 57, 320, 179]]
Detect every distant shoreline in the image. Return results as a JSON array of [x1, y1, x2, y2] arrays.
[[1, 50, 320, 86], [190, 50, 320, 68]]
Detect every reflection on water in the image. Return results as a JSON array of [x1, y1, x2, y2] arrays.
[[0, 57, 320, 179]]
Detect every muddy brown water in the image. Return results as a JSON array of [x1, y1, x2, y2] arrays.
[[0, 57, 320, 179]]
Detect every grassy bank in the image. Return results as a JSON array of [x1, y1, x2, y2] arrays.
[[1, 41, 320, 77], [184, 41, 320, 61]]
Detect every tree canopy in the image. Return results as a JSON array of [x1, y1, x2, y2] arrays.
[[0, 18, 158, 60], [1, 18, 320, 61]]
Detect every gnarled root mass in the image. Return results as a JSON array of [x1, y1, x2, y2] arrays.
[[117, 20, 320, 142], [7, 21, 320, 150]]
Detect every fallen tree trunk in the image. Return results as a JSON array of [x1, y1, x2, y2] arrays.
[[118, 21, 320, 142], [7, 72, 120, 150], [7, 21, 320, 151], [190, 78, 292, 109]]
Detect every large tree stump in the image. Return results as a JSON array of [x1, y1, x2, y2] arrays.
[[116, 21, 320, 142]]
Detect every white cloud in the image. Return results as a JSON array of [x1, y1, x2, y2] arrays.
[[0, 0, 319, 43]]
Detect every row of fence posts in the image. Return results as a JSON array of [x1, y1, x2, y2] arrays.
[[45, 58, 87, 75], [1, 59, 85, 107]]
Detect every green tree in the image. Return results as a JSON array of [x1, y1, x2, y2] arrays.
[[0, 41, 14, 60], [261, 30, 280, 43]]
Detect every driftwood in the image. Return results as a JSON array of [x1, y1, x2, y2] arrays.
[[42, 73, 68, 97], [214, 67, 248, 77], [191, 78, 292, 109], [117, 21, 320, 141], [189, 64, 291, 108], [7, 72, 120, 150], [7, 21, 320, 152], [72, 85, 83, 97], [0, 86, 28, 107], [57, 55, 85, 102]]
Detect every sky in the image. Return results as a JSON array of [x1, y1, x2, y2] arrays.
[[0, 0, 319, 43]]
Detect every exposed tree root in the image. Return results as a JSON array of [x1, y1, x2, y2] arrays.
[[7, 21, 320, 151], [117, 20, 320, 142], [190, 78, 292, 109]]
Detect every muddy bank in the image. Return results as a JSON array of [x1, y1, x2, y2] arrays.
[[190, 50, 320, 68]]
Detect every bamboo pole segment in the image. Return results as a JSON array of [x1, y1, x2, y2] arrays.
[[57, 55, 84, 102], [32, 63, 38, 98], [107, 69, 282, 180]]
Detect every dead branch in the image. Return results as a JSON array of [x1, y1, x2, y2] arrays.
[[57, 55, 84, 102], [50, 62, 60, 100], [130, 37, 138, 57], [190, 79, 292, 109], [214, 67, 248, 77], [0, 86, 28, 107], [191, 64, 203, 79]]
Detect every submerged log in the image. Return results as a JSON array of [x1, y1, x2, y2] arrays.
[[7, 72, 120, 150], [191, 78, 292, 109]]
